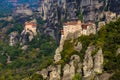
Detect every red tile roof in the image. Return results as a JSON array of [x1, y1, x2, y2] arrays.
[[25, 22, 37, 27], [63, 20, 81, 26]]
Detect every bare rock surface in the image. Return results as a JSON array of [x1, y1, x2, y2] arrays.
[[9, 31, 19, 46], [62, 55, 81, 80], [83, 46, 95, 78], [74, 42, 82, 52], [93, 49, 103, 74]]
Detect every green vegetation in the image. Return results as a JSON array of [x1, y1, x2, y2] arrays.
[[0, 17, 57, 79], [0, 20, 9, 29], [72, 73, 82, 80], [6, 22, 24, 34], [60, 39, 79, 63], [31, 73, 43, 80], [60, 18, 120, 79], [0, 33, 57, 79], [78, 10, 83, 22]]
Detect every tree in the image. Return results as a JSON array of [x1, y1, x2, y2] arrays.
[[72, 73, 82, 80], [31, 73, 43, 80], [78, 10, 83, 22]]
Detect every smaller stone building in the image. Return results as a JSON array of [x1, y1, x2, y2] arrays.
[[20, 19, 37, 45], [82, 22, 96, 35], [24, 19, 37, 36]]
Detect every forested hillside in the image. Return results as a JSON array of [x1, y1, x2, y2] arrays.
[[0, 17, 57, 80]]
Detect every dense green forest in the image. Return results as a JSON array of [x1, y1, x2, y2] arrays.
[[0, 17, 57, 80]]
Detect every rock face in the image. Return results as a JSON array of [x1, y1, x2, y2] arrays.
[[54, 35, 65, 62], [81, 0, 106, 22], [6, 53, 12, 64], [83, 46, 95, 78], [38, 0, 82, 42], [41, 0, 80, 21], [39, 0, 106, 23], [108, 0, 120, 14], [38, 69, 48, 79], [99, 72, 113, 80], [74, 42, 82, 52], [93, 49, 103, 74], [38, 65, 61, 80], [40, 54, 81, 80], [62, 55, 81, 80], [39, 43, 104, 80], [37, 0, 120, 43], [9, 31, 19, 46], [83, 46, 104, 79], [49, 65, 61, 80], [62, 62, 75, 80]]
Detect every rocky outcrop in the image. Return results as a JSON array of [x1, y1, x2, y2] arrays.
[[38, 69, 48, 79], [93, 49, 103, 74], [38, 0, 82, 42], [62, 62, 75, 80], [40, 0, 120, 24], [62, 55, 81, 80], [74, 42, 82, 52], [39, 54, 81, 80], [6, 53, 12, 64], [9, 31, 19, 46], [54, 35, 65, 62], [83, 46, 95, 78], [39, 43, 105, 80], [83, 46, 104, 79], [37, 0, 120, 44], [38, 65, 61, 80], [99, 72, 113, 80], [81, 0, 106, 22], [108, 0, 120, 14], [48, 65, 61, 80], [41, 0, 80, 21]]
